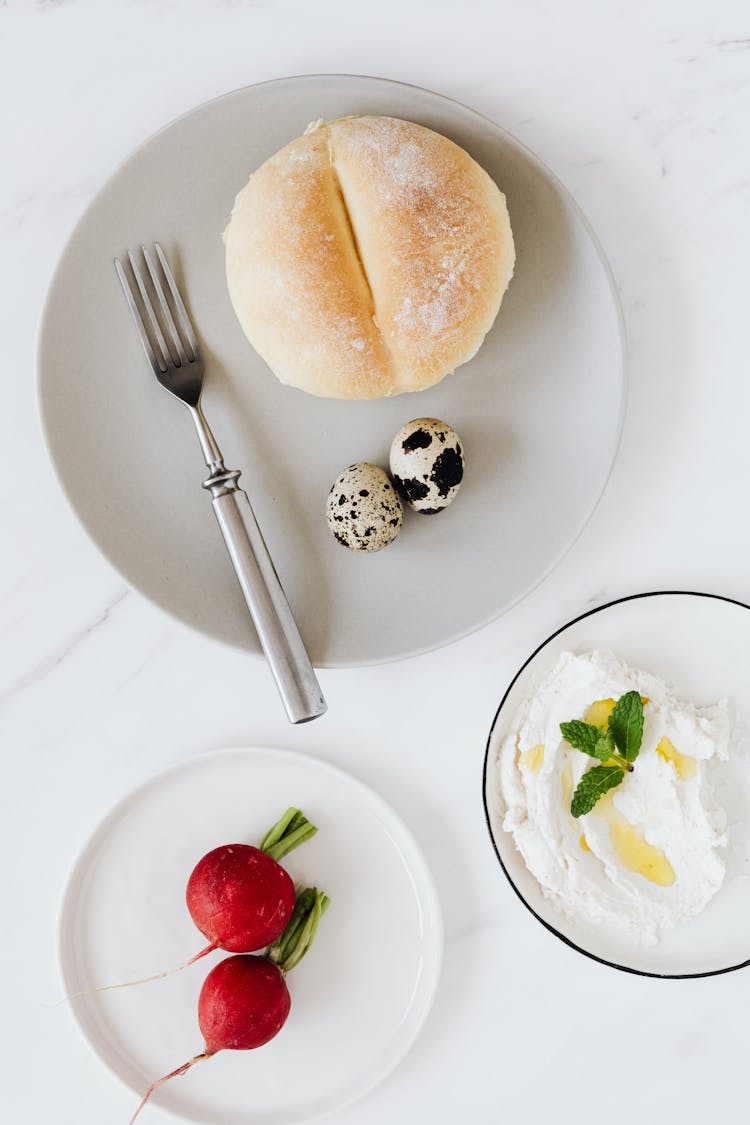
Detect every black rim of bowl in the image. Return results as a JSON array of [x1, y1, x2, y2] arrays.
[[482, 588, 750, 980]]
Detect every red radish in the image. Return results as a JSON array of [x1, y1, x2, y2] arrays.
[[69, 809, 318, 999], [130, 886, 329, 1123], [200, 954, 291, 1051], [186, 843, 295, 954], [186, 807, 318, 959]]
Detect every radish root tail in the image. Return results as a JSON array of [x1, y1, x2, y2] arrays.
[[50, 943, 217, 1007], [129, 1052, 209, 1124]]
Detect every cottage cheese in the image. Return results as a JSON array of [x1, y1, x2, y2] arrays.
[[495, 650, 730, 944]]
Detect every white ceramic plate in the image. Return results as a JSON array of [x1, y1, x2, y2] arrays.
[[483, 591, 750, 977], [38, 74, 625, 667], [58, 748, 442, 1123]]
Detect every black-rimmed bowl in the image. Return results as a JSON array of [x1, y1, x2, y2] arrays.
[[483, 591, 750, 978]]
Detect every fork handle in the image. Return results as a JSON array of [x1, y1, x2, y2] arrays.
[[204, 468, 327, 724]]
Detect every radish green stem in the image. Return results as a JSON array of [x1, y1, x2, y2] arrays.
[[269, 889, 314, 964], [259, 808, 317, 862], [258, 807, 299, 851], [268, 886, 330, 972], [266, 823, 317, 861]]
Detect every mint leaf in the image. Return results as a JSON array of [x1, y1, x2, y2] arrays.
[[560, 722, 617, 763], [594, 731, 617, 761], [570, 764, 624, 818], [560, 721, 601, 758], [608, 691, 644, 763]]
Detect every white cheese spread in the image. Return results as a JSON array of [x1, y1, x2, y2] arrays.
[[495, 650, 730, 944]]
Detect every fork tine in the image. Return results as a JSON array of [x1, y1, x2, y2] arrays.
[[127, 250, 172, 373], [155, 243, 199, 360], [115, 256, 167, 375], [143, 245, 189, 367]]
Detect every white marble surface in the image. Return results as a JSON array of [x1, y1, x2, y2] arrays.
[[2, 0, 750, 1121]]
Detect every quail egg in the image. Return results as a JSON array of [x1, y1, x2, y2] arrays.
[[326, 463, 403, 551], [390, 418, 465, 513]]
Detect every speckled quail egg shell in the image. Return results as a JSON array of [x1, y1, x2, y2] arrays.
[[326, 463, 403, 551], [390, 418, 465, 513]]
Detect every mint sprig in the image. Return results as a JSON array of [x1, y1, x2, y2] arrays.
[[560, 691, 645, 816], [559, 722, 633, 773]]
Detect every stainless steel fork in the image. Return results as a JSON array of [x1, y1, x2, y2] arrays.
[[115, 243, 327, 724]]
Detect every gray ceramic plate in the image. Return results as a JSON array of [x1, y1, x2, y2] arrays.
[[38, 75, 625, 667]]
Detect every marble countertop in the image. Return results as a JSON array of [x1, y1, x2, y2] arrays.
[[3, 0, 749, 1121]]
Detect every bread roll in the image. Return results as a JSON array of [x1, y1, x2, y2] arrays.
[[225, 116, 515, 400]]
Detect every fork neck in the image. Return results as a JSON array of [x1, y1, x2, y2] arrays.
[[189, 402, 225, 475]]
